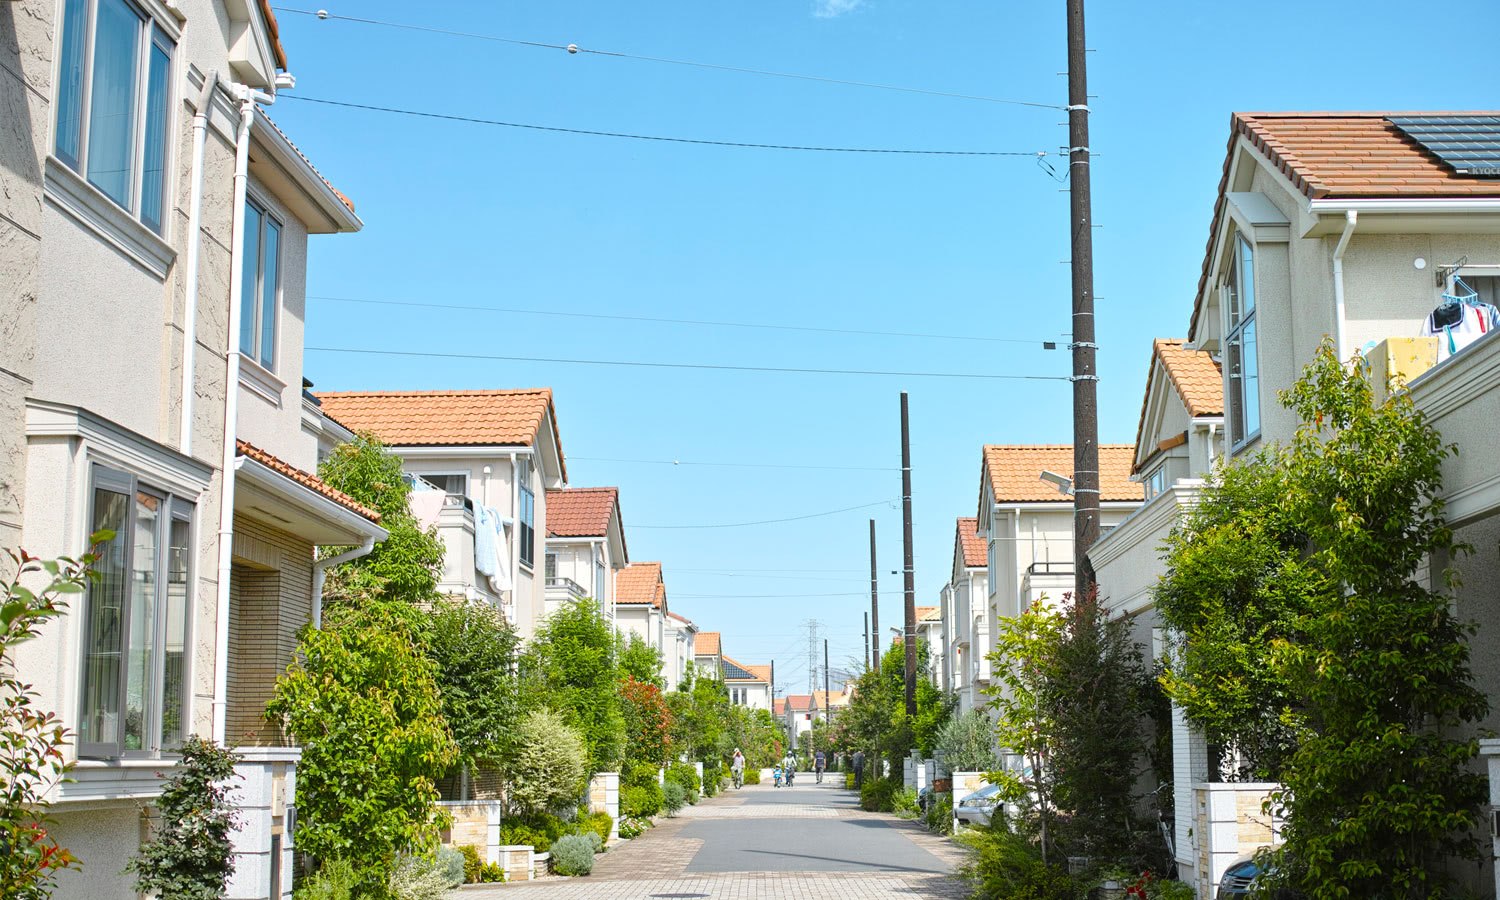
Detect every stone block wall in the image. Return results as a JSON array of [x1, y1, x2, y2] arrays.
[[589, 771, 619, 838], [1192, 782, 1282, 899]]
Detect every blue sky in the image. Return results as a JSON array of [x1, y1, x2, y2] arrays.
[[273, 0, 1498, 694]]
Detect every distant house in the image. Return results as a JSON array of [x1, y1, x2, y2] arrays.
[[693, 630, 724, 678], [914, 605, 943, 684], [615, 562, 681, 686], [664, 611, 697, 691], [938, 517, 988, 702], [315, 388, 567, 639], [544, 486, 627, 621], [722, 656, 772, 710]]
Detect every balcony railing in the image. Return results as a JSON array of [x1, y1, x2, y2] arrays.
[[545, 576, 588, 599], [1025, 561, 1074, 577]]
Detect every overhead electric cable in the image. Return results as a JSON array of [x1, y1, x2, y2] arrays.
[[312, 295, 1059, 346], [304, 346, 1070, 382], [272, 7, 1064, 109], [280, 96, 1048, 157], [568, 455, 899, 472], [635, 499, 895, 530], [675, 591, 902, 598]]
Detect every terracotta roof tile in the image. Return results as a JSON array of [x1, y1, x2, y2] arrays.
[[667, 611, 694, 627], [813, 689, 850, 709], [1191, 112, 1500, 338], [315, 389, 565, 481], [258, 0, 287, 70], [784, 694, 813, 711], [235, 441, 381, 522], [773, 698, 788, 715], [956, 517, 985, 569], [545, 487, 619, 538], [258, 111, 354, 213], [694, 632, 721, 656], [982, 445, 1140, 504], [916, 605, 942, 623], [616, 562, 663, 608], [1154, 340, 1224, 417]]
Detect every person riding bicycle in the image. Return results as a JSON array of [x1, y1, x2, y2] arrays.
[[782, 752, 797, 787], [773, 764, 784, 788], [731, 748, 745, 789], [814, 750, 826, 783]]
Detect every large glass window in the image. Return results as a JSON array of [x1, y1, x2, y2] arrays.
[[53, 0, 175, 233], [596, 557, 607, 602], [1226, 234, 1260, 448], [239, 198, 281, 371], [517, 459, 535, 567], [78, 464, 194, 759]]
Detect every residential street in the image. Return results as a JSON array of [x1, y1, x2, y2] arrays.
[[467, 778, 970, 899]]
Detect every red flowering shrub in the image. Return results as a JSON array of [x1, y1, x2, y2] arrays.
[[619, 676, 673, 771]]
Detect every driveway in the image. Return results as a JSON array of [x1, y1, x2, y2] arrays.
[[463, 775, 971, 898]]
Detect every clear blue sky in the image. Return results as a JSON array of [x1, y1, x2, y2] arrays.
[[273, 0, 1498, 694]]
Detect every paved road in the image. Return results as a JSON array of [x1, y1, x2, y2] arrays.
[[465, 774, 971, 898]]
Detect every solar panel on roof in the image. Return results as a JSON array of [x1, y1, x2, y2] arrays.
[[1387, 115, 1500, 177]]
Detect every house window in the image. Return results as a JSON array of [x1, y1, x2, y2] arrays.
[[1144, 466, 1166, 499], [517, 458, 535, 568], [419, 473, 467, 499], [1226, 234, 1260, 448], [239, 198, 281, 371], [544, 552, 557, 582], [78, 464, 194, 759], [54, 0, 174, 233], [595, 558, 606, 602]]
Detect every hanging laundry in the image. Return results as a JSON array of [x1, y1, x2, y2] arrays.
[[1421, 281, 1500, 362], [408, 477, 447, 532], [475, 504, 499, 582], [490, 518, 513, 594]]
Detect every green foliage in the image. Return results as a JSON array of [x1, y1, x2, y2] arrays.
[[724, 706, 784, 769], [318, 435, 445, 605], [498, 823, 548, 853], [268, 573, 457, 887], [662, 780, 687, 816], [934, 709, 1000, 772], [841, 639, 953, 773], [125, 736, 240, 900], [859, 777, 899, 812], [617, 816, 649, 839], [925, 795, 954, 835], [477, 862, 505, 883], [551, 834, 595, 876], [582, 829, 604, 855], [1, 540, 108, 899], [435, 846, 464, 888], [667, 672, 734, 766], [292, 858, 359, 900], [427, 597, 520, 774], [504, 708, 587, 817], [457, 845, 482, 884], [701, 761, 723, 797], [617, 633, 664, 688], [579, 812, 612, 845], [520, 599, 624, 774], [387, 854, 453, 900], [958, 827, 1075, 900], [665, 762, 700, 796], [892, 787, 920, 818], [620, 781, 662, 818], [619, 676, 673, 773], [744, 767, 761, 785]]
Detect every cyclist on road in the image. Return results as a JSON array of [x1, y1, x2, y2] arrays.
[[731, 749, 745, 789], [814, 750, 826, 783]]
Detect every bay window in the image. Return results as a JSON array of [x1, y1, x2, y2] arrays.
[[78, 464, 194, 759], [54, 0, 175, 234], [1226, 234, 1260, 448], [239, 197, 282, 371]]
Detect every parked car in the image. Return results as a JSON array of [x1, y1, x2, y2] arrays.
[[954, 783, 1002, 828]]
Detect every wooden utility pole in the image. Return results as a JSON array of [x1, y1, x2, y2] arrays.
[[1067, 0, 1100, 599], [900, 392, 916, 717], [863, 612, 870, 673], [823, 639, 831, 724], [869, 519, 880, 674]]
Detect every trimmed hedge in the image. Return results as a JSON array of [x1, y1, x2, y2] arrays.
[[551, 834, 595, 876]]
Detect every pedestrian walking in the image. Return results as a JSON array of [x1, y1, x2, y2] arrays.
[[853, 749, 866, 789]]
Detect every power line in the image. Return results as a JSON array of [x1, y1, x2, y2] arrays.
[[272, 7, 1064, 110], [636, 499, 896, 530], [311, 295, 1059, 347], [675, 591, 902, 599], [569, 456, 898, 472], [280, 96, 1050, 157], [304, 346, 1071, 382]]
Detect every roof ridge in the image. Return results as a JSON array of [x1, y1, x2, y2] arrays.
[[315, 387, 552, 398]]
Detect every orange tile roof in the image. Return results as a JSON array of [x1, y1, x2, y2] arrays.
[[916, 605, 941, 623], [982, 445, 1141, 504], [813, 689, 850, 709], [773, 698, 788, 715], [315, 388, 565, 481], [783, 694, 813, 711], [546, 487, 620, 539], [694, 632, 721, 656], [258, 0, 287, 70], [236, 441, 380, 522], [1192, 112, 1500, 338], [721, 655, 770, 683], [259, 112, 355, 213], [1131, 341, 1223, 472], [956, 517, 985, 569], [667, 611, 694, 626], [615, 561, 664, 608]]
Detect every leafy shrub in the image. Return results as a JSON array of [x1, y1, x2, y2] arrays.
[[844, 773, 855, 789], [701, 762, 723, 797], [519, 599, 626, 774], [388, 854, 453, 900], [435, 845, 465, 887], [662, 781, 687, 816], [959, 827, 1076, 900], [893, 787, 921, 818], [580, 812, 612, 844], [935, 709, 1001, 772], [457, 845, 482, 883], [621, 781, 663, 817], [292, 858, 359, 900], [125, 735, 241, 900], [551, 834, 595, 876], [860, 777, 898, 812], [925, 795, 954, 835], [504, 708, 587, 817], [618, 816, 650, 839], [666, 762, 700, 796], [744, 767, 761, 785], [499, 823, 547, 852], [479, 861, 506, 882], [582, 829, 604, 854]]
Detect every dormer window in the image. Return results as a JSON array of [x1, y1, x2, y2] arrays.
[[1226, 234, 1260, 449]]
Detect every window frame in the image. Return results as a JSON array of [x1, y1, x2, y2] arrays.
[[1144, 466, 1167, 499], [517, 458, 535, 568], [77, 461, 195, 760], [595, 555, 607, 602], [52, 0, 177, 235], [239, 192, 283, 373], [1224, 233, 1261, 451]]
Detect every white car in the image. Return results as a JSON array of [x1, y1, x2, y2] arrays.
[[954, 783, 1002, 828]]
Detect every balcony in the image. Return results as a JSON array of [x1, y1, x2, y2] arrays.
[[434, 496, 505, 606], [1088, 481, 1206, 618], [1395, 331, 1500, 525]]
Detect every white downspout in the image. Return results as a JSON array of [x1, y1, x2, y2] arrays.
[[178, 70, 218, 456], [212, 85, 274, 744], [509, 452, 521, 629], [311, 536, 376, 629], [1332, 210, 1358, 362]]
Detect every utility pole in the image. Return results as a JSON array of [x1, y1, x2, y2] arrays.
[[863, 612, 870, 673], [823, 639, 831, 724], [869, 519, 880, 674], [1067, 0, 1100, 600], [900, 392, 916, 717]]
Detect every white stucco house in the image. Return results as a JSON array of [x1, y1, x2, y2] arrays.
[[914, 605, 943, 686], [1088, 111, 1500, 899], [722, 656, 773, 710], [938, 517, 987, 706], [1, 1, 385, 896], [543, 486, 627, 622]]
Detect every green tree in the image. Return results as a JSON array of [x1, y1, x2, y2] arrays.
[[520, 599, 624, 775], [617, 633, 664, 688], [840, 640, 952, 773], [504, 708, 587, 816], [985, 600, 1064, 860], [619, 676, 673, 771], [427, 597, 521, 777], [1, 540, 108, 899], [934, 708, 1000, 772], [724, 705, 783, 769], [125, 736, 239, 900]]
